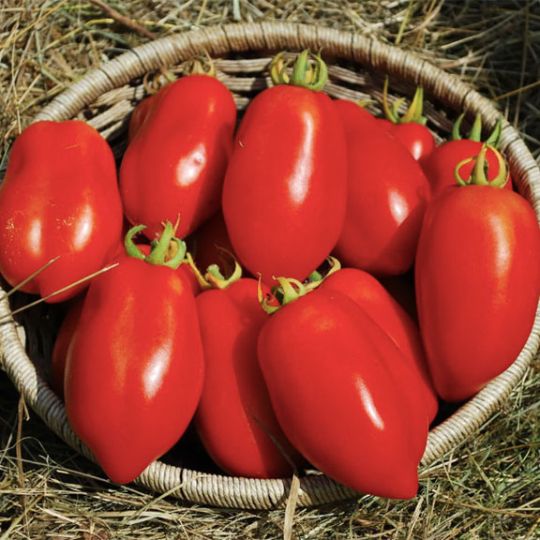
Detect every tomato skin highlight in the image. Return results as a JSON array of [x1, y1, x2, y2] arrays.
[[223, 85, 348, 284], [258, 289, 419, 499], [420, 140, 513, 196], [334, 107, 430, 275], [319, 268, 438, 422], [416, 186, 540, 402], [65, 254, 204, 484], [195, 279, 297, 478], [120, 75, 237, 240], [389, 123, 435, 161], [0, 121, 123, 302]]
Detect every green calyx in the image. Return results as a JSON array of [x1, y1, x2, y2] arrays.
[[259, 257, 342, 315], [143, 67, 176, 95], [454, 143, 509, 188], [184, 249, 243, 291], [259, 277, 306, 315], [269, 50, 328, 91], [451, 113, 502, 146], [124, 222, 187, 269], [382, 78, 427, 125], [205, 259, 243, 289]]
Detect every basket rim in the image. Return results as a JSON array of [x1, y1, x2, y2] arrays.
[[2, 21, 539, 510]]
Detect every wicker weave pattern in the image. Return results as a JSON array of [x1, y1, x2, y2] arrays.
[[1, 22, 539, 509]]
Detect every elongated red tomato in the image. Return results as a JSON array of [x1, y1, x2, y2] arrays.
[[0, 121, 123, 302], [51, 245, 199, 401], [196, 277, 296, 478], [223, 53, 347, 284], [319, 268, 438, 421], [51, 298, 84, 399], [258, 288, 420, 499], [128, 94, 155, 141], [334, 99, 377, 128], [333, 106, 430, 275], [65, 224, 204, 483], [416, 148, 540, 402], [120, 75, 237, 240]]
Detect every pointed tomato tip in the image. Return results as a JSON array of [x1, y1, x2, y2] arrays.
[[382, 468, 419, 500], [97, 456, 147, 485], [103, 466, 141, 485]]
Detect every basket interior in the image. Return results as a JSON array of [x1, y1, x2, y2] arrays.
[[2, 23, 540, 510]]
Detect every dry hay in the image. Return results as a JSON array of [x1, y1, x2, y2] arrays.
[[0, 1, 539, 539]]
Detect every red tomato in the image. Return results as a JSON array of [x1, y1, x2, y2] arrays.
[[222, 84, 347, 284], [377, 118, 393, 131], [258, 288, 420, 499], [187, 212, 236, 279], [128, 94, 155, 141], [195, 278, 297, 478], [333, 106, 430, 275], [0, 121, 123, 302], [137, 243, 200, 296], [416, 173, 540, 401], [421, 140, 513, 196], [319, 268, 438, 421], [65, 225, 204, 483], [389, 123, 435, 161], [334, 99, 377, 128], [120, 75, 237, 240], [51, 298, 84, 399]]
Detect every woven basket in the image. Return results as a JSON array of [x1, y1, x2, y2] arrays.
[[1, 22, 539, 510]]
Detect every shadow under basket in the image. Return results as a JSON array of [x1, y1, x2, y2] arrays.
[[1, 22, 539, 510]]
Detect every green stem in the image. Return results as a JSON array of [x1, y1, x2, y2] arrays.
[[486, 118, 502, 146], [260, 258, 343, 315], [124, 225, 147, 260], [162, 239, 187, 269], [383, 78, 427, 125], [305, 257, 342, 291], [451, 113, 465, 140], [452, 113, 483, 142], [146, 221, 175, 265], [259, 278, 280, 315], [401, 86, 427, 125], [382, 77, 398, 123], [469, 114, 482, 142], [185, 252, 212, 290], [124, 222, 187, 269], [205, 260, 243, 289]]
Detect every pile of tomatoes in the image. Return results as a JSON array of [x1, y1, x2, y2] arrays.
[[0, 50, 539, 500]]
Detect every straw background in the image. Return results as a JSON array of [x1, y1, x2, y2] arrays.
[[1, 1, 539, 539]]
